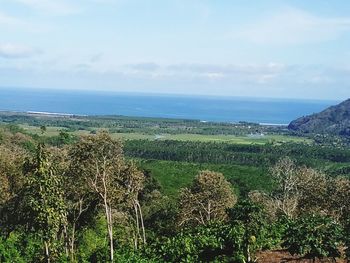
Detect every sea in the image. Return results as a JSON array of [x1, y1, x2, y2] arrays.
[[0, 88, 339, 125]]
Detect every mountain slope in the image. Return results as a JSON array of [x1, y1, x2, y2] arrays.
[[288, 99, 350, 136]]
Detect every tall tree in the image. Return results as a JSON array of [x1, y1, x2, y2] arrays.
[[178, 170, 237, 227], [296, 167, 328, 216], [0, 145, 26, 205], [69, 132, 124, 262], [64, 146, 93, 261], [118, 162, 146, 249], [23, 144, 67, 262], [269, 157, 301, 218], [327, 176, 350, 221]]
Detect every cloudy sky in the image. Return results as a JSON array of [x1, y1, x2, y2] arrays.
[[0, 0, 349, 100]]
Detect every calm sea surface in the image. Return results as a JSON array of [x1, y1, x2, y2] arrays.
[[0, 88, 339, 125]]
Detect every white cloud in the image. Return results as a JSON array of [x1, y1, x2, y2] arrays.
[[14, 0, 80, 15], [0, 11, 50, 32], [0, 11, 26, 27], [165, 63, 285, 74], [0, 62, 348, 100], [0, 43, 41, 58], [107, 62, 287, 85], [204, 72, 225, 80], [126, 63, 159, 72], [236, 7, 350, 45]]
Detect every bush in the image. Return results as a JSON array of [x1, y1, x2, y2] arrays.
[[228, 200, 277, 262], [0, 233, 25, 263], [148, 222, 246, 262], [283, 214, 343, 259], [115, 249, 158, 263]]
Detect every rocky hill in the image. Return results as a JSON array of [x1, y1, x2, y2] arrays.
[[288, 99, 350, 136]]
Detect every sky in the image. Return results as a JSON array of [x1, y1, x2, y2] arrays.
[[0, 0, 350, 100]]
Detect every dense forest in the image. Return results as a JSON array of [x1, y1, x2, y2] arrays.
[[1, 119, 350, 262]]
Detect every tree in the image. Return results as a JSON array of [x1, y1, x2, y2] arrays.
[[69, 132, 123, 262], [65, 145, 94, 261], [40, 125, 47, 135], [117, 162, 146, 249], [23, 144, 67, 262], [296, 167, 328, 216], [177, 170, 237, 227], [327, 177, 350, 221], [269, 157, 301, 218], [0, 145, 26, 206], [252, 159, 331, 220]]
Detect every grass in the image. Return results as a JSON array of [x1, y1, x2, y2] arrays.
[[19, 124, 62, 136]]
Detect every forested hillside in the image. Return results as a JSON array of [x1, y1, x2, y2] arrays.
[[1, 120, 350, 262], [289, 98, 350, 136]]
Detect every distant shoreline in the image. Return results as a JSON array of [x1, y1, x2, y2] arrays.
[[27, 111, 77, 116], [0, 110, 86, 117], [259, 122, 288, 126]]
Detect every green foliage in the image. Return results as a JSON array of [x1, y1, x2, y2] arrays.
[[76, 215, 108, 262], [178, 170, 237, 227], [17, 233, 44, 263], [20, 140, 37, 153], [115, 249, 158, 263], [0, 231, 55, 263], [283, 214, 343, 259], [228, 200, 272, 262], [138, 159, 272, 197], [0, 112, 284, 137], [261, 218, 289, 250], [40, 125, 47, 134], [0, 233, 25, 263], [1, 114, 350, 262], [23, 144, 67, 261], [125, 139, 350, 169], [5, 124, 26, 134], [42, 131, 78, 147], [148, 222, 246, 262], [344, 219, 350, 259]]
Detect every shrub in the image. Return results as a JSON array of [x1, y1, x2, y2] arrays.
[[148, 222, 246, 262], [283, 214, 343, 259]]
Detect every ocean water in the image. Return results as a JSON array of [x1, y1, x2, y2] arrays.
[[0, 88, 338, 125]]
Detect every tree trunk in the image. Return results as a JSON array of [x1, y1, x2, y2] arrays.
[[134, 202, 140, 249], [44, 241, 50, 263], [70, 222, 76, 261], [69, 198, 86, 261], [63, 224, 69, 258], [105, 203, 114, 262], [136, 200, 146, 245]]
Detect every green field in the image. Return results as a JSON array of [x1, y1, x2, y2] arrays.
[[19, 124, 310, 145]]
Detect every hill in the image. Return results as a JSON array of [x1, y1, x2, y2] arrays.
[[288, 99, 350, 136]]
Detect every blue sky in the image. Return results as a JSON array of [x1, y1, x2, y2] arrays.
[[0, 0, 349, 100]]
